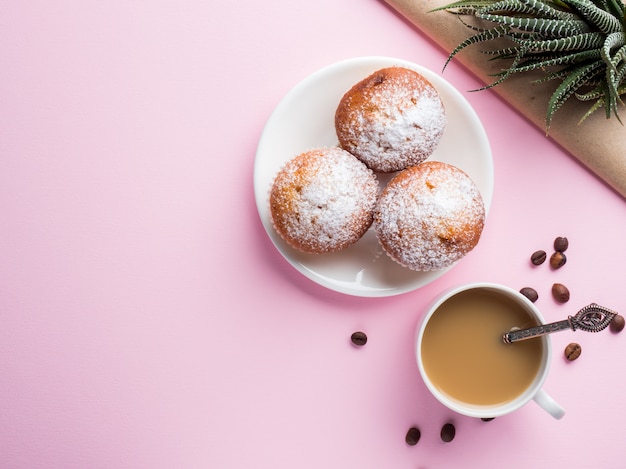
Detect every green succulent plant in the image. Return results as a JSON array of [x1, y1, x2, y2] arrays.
[[434, 0, 626, 129]]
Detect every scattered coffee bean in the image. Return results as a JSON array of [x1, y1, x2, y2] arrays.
[[481, 417, 495, 422], [531, 250, 547, 266], [440, 423, 456, 443], [554, 236, 569, 253], [520, 287, 539, 303], [405, 427, 421, 446], [610, 314, 625, 333], [552, 283, 570, 303], [550, 251, 567, 269], [350, 331, 367, 346], [564, 342, 582, 361]]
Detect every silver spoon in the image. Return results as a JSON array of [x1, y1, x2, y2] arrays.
[[502, 303, 619, 344]]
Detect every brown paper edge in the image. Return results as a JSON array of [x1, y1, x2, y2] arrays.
[[383, 0, 626, 199]]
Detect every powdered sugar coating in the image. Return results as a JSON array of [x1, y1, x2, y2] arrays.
[[374, 161, 485, 271], [335, 67, 446, 173], [270, 147, 379, 254]]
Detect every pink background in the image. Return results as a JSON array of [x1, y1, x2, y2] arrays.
[[2, 1, 625, 468]]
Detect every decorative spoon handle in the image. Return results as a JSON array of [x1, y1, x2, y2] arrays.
[[502, 319, 572, 344], [502, 303, 618, 344]]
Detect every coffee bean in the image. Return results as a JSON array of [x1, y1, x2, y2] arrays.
[[405, 427, 421, 446], [554, 236, 569, 253], [610, 314, 625, 333], [531, 250, 547, 266], [520, 287, 539, 303], [564, 343, 582, 361], [350, 331, 367, 346], [550, 251, 567, 269], [552, 283, 570, 303], [440, 423, 456, 442]]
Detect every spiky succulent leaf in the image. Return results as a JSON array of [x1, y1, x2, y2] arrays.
[[511, 48, 603, 74], [547, 60, 605, 127], [476, 13, 590, 36], [516, 0, 579, 20], [565, 0, 623, 33], [437, 0, 626, 128], [443, 25, 510, 69]]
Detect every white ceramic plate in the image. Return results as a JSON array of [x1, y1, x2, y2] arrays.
[[254, 57, 493, 297]]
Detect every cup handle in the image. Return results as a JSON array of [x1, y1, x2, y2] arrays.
[[533, 388, 565, 419]]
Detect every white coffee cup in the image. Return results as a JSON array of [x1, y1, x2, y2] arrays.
[[416, 282, 565, 419]]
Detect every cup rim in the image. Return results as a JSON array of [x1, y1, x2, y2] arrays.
[[416, 282, 552, 418]]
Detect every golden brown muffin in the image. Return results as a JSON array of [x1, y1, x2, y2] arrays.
[[335, 66, 446, 173], [269, 147, 379, 254], [374, 161, 485, 271]]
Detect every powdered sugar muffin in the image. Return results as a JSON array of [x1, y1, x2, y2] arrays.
[[374, 161, 485, 271], [335, 66, 446, 173], [269, 147, 379, 254]]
